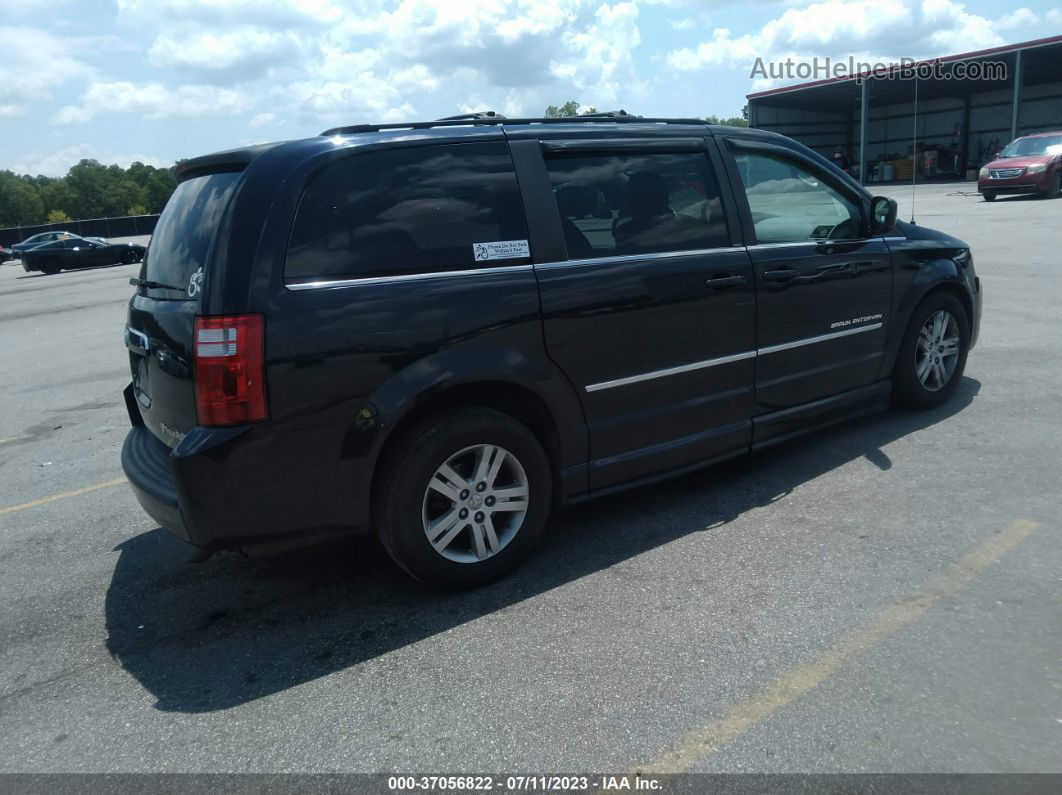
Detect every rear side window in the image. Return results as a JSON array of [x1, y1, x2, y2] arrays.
[[144, 172, 240, 298], [544, 152, 730, 259], [285, 142, 530, 284]]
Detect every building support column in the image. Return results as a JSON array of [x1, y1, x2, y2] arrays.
[[859, 80, 869, 185], [1011, 49, 1024, 141], [961, 94, 971, 177]]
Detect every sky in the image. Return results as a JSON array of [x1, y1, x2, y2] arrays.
[[1, 0, 1060, 176]]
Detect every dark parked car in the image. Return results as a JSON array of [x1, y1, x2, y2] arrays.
[[0, 245, 13, 263], [978, 130, 1062, 200], [121, 114, 982, 588], [22, 235, 145, 274], [11, 230, 77, 256]]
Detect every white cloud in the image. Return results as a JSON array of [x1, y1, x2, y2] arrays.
[[248, 112, 277, 129], [0, 26, 93, 116], [13, 144, 167, 177], [148, 28, 303, 83], [996, 8, 1039, 29], [671, 17, 696, 31], [665, 0, 1037, 86], [552, 2, 643, 104], [921, 0, 1001, 53], [1048, 8, 1062, 25], [54, 81, 253, 123], [104, 0, 647, 123], [0, 0, 72, 14], [115, 0, 343, 28]]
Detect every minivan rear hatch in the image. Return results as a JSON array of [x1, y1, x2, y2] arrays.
[[126, 171, 241, 448]]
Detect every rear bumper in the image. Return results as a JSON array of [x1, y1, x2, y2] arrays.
[[120, 382, 372, 550], [121, 423, 190, 541]]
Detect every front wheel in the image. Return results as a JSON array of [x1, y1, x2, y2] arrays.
[[375, 409, 552, 588], [1043, 171, 1060, 199], [893, 292, 970, 409], [982, 191, 996, 202]]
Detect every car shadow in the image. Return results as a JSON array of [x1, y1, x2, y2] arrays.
[[105, 378, 980, 713]]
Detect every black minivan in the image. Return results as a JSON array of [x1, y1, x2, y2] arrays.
[[122, 114, 982, 587]]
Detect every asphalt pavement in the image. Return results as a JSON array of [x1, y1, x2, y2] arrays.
[[0, 189, 1059, 773]]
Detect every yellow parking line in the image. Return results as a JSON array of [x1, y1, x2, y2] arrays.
[[639, 518, 1039, 773], [0, 477, 127, 517]]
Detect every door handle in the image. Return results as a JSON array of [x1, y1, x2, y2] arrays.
[[762, 267, 799, 282], [704, 274, 746, 288]]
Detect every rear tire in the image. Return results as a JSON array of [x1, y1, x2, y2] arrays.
[[982, 191, 996, 202], [39, 258, 61, 275], [893, 292, 970, 410], [375, 408, 552, 589]]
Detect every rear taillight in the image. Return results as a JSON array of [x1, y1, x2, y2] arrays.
[[193, 314, 267, 426]]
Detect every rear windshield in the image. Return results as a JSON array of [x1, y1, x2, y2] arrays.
[[143, 172, 240, 298]]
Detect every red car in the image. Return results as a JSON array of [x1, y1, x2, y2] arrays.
[[978, 131, 1062, 201]]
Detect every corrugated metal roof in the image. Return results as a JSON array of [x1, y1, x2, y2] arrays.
[[747, 34, 1062, 100]]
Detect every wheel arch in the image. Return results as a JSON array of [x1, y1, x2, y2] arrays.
[[38, 255, 64, 273], [361, 345, 590, 522], [882, 258, 974, 377], [369, 379, 577, 518]]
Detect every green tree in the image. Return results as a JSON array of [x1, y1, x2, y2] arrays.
[[144, 168, 177, 213], [543, 101, 599, 118], [46, 209, 72, 223], [0, 171, 45, 226], [64, 160, 110, 219], [39, 180, 76, 218], [704, 108, 749, 127], [1, 158, 178, 227], [104, 178, 148, 218]]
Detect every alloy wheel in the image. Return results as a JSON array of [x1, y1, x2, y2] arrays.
[[916, 310, 961, 392], [421, 444, 529, 563]]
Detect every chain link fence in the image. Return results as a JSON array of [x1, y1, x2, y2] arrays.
[[0, 214, 159, 248]]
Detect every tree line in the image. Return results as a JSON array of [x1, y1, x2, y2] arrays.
[[543, 101, 749, 127], [0, 160, 178, 228]]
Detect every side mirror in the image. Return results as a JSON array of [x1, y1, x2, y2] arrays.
[[994, 151, 1001, 159], [870, 196, 897, 234]]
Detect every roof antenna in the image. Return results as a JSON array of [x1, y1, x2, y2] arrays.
[[910, 74, 918, 225]]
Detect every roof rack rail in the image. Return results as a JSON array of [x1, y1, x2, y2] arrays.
[[320, 115, 709, 137], [436, 111, 506, 121]]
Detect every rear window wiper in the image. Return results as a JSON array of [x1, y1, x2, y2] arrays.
[[130, 277, 184, 291]]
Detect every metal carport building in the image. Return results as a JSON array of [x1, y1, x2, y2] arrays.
[[746, 35, 1062, 185]]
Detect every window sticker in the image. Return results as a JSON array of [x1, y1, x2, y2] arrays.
[[472, 239, 530, 262], [187, 266, 204, 297]]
